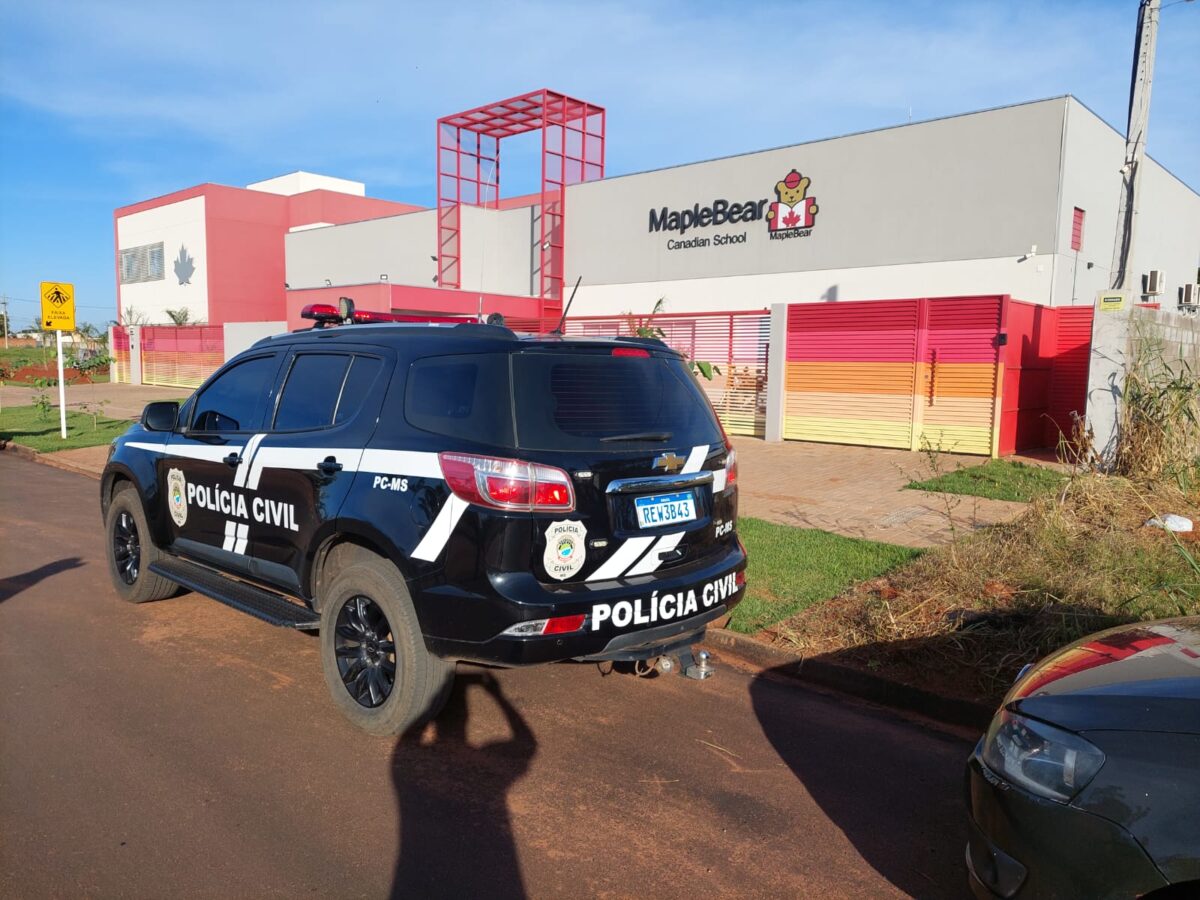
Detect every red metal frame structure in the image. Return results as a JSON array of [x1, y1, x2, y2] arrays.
[[437, 90, 605, 311]]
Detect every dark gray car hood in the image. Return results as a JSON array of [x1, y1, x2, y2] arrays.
[[1006, 618, 1200, 734]]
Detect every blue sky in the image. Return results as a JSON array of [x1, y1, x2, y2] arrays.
[[1, 0, 1197, 329]]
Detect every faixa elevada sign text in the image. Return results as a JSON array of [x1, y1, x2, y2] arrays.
[[648, 169, 820, 251]]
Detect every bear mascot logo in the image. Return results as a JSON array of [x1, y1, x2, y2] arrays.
[[766, 169, 819, 233]]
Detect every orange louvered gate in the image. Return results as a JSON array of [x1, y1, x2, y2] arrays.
[[111, 326, 131, 383], [785, 296, 1005, 455], [140, 325, 224, 389], [521, 311, 771, 437]]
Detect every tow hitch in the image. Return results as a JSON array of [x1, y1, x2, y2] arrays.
[[658, 648, 714, 680]]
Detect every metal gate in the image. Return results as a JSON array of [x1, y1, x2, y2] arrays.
[[140, 325, 224, 389], [784, 296, 1003, 455]]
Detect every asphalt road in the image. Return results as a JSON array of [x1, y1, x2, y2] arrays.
[[0, 454, 974, 899]]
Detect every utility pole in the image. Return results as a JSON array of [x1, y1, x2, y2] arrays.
[[1, 295, 8, 349], [1109, 0, 1160, 291]]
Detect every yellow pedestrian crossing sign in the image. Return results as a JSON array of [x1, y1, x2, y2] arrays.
[[40, 281, 76, 331]]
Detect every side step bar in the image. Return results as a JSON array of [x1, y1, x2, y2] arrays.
[[149, 558, 319, 631]]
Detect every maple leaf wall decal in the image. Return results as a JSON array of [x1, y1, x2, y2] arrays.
[[174, 245, 196, 285]]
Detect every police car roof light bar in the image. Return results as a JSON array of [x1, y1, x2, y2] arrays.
[[300, 303, 341, 326], [300, 303, 471, 328]]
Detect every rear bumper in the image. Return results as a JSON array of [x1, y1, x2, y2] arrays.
[[421, 542, 746, 666]]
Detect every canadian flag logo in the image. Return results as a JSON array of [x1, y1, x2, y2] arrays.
[[766, 169, 819, 233]]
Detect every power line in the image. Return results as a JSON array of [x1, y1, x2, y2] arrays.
[[1, 295, 116, 312]]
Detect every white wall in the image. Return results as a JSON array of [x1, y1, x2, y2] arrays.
[[284, 205, 536, 297], [570, 254, 1056, 316], [117, 196, 209, 325], [223, 320, 288, 361], [1053, 97, 1200, 309], [564, 99, 1066, 291]]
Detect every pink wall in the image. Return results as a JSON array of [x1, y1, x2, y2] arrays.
[[284, 284, 545, 331], [204, 186, 290, 326], [116, 184, 425, 327]]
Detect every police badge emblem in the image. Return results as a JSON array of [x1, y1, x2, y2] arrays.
[[167, 468, 188, 527], [543, 519, 586, 581]]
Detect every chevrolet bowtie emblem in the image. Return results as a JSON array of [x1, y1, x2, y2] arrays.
[[652, 452, 685, 472]]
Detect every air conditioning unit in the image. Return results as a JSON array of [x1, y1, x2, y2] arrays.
[[1145, 269, 1164, 295], [1182, 282, 1199, 309]]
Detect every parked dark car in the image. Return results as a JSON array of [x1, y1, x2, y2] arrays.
[[966, 618, 1200, 898], [101, 307, 745, 735]]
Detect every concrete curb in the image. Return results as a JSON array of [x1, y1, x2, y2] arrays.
[[1, 442, 103, 481], [704, 628, 994, 732]]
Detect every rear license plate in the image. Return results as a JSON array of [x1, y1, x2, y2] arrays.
[[634, 491, 696, 529]]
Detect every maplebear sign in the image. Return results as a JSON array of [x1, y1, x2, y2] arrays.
[[647, 168, 819, 251]]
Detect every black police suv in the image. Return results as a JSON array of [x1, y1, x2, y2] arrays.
[[101, 314, 746, 734], [966, 618, 1200, 899]]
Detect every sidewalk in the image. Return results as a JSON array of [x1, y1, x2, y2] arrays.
[[731, 437, 1026, 548], [0, 382, 186, 421]]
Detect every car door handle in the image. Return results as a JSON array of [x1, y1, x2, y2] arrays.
[[224, 452, 242, 468], [317, 456, 343, 475]]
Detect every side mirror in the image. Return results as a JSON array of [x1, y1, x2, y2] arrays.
[[141, 401, 179, 432]]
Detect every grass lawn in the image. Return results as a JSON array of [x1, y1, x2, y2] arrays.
[[732, 517, 921, 633], [0, 403, 132, 452], [906, 459, 1067, 503]]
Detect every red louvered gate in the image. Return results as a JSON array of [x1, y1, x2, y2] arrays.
[[999, 300, 1094, 455]]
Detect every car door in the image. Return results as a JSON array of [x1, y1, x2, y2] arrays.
[[243, 347, 391, 594], [160, 351, 283, 577]]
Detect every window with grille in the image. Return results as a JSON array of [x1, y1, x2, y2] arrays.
[[1071, 208, 1085, 252], [119, 242, 165, 284]]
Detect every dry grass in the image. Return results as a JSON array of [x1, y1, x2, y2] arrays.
[[1113, 317, 1200, 488], [767, 473, 1200, 704]]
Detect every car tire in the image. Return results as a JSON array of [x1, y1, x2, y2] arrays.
[[319, 548, 455, 736], [104, 483, 176, 604]]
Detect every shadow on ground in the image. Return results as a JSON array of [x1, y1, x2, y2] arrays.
[[390, 672, 535, 899], [750, 664, 973, 899], [0, 557, 85, 603]]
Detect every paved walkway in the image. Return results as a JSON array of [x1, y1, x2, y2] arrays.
[[5, 384, 1025, 547], [732, 437, 1026, 548], [0, 382, 186, 421]]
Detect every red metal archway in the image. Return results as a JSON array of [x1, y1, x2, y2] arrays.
[[436, 89, 605, 311]]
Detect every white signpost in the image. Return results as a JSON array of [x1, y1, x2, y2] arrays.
[[39, 281, 76, 440]]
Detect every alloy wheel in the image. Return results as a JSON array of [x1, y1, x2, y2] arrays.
[[333, 595, 397, 708], [112, 510, 141, 585]]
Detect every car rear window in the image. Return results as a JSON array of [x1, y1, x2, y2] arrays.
[[404, 353, 515, 445], [511, 351, 723, 451]]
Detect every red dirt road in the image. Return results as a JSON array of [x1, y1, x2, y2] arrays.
[[0, 454, 973, 898]]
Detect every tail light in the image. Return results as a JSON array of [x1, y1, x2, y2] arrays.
[[501, 613, 588, 637], [724, 446, 738, 490], [612, 347, 650, 358], [438, 452, 575, 512]]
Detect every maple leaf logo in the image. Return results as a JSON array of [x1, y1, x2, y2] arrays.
[[174, 245, 196, 286], [782, 209, 801, 228]]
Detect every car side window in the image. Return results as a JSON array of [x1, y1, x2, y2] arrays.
[[334, 356, 383, 425], [273, 353, 352, 431], [191, 355, 279, 433]]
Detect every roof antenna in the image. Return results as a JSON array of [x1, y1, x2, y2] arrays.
[[552, 276, 583, 335]]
